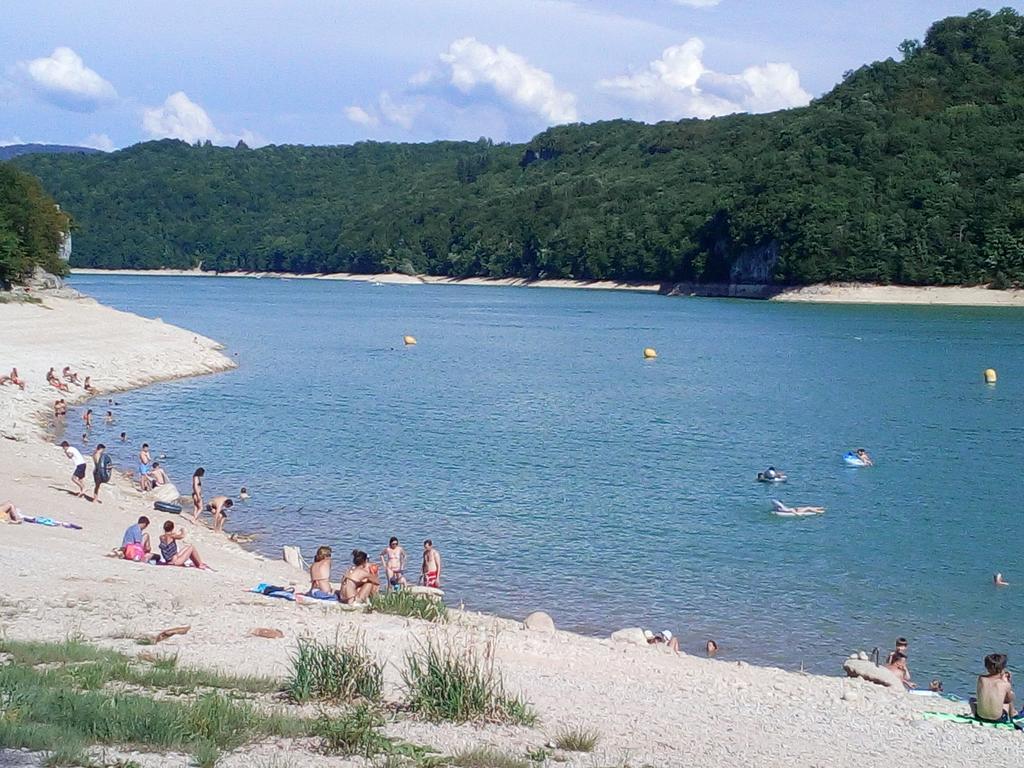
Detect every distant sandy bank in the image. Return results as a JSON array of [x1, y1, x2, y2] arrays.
[[70, 268, 662, 293], [70, 269, 1024, 307]]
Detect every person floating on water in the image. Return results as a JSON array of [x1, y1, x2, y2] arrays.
[[381, 536, 408, 590], [706, 639, 719, 657], [995, 572, 1010, 587], [855, 448, 873, 466], [239, 487, 250, 500], [771, 500, 825, 516], [971, 653, 1016, 723]]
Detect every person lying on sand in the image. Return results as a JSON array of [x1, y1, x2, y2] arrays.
[[644, 629, 680, 653], [339, 550, 380, 604], [0, 501, 24, 523], [207, 496, 233, 532], [0, 368, 26, 390], [972, 653, 1016, 722], [159, 520, 210, 569], [421, 539, 442, 588], [47, 368, 69, 392], [307, 545, 335, 599], [121, 516, 152, 560], [381, 536, 408, 590]]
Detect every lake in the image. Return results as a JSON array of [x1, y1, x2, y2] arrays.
[[68, 274, 1024, 692]]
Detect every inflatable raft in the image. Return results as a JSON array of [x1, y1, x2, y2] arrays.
[[153, 501, 182, 514], [843, 452, 868, 467]]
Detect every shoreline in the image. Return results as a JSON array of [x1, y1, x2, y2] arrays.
[[0, 289, 1016, 766], [71, 268, 1024, 306]]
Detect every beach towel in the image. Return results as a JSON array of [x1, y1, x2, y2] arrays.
[[23, 516, 82, 530], [250, 583, 296, 601], [923, 711, 1022, 731]]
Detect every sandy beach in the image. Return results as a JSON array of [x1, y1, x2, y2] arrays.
[[0, 288, 1020, 767]]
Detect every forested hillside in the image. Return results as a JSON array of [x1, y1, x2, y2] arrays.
[[15, 9, 1024, 286], [0, 164, 70, 287]]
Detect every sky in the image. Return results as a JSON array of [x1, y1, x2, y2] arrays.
[[1, 1, 1020, 150]]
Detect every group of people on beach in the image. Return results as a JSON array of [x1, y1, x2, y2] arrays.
[[303, 536, 443, 604], [119, 515, 210, 569]]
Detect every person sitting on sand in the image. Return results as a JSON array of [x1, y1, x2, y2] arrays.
[[83, 376, 96, 394], [190, 468, 205, 523], [886, 637, 909, 665], [421, 539, 442, 588], [121, 516, 152, 560], [47, 368, 69, 392], [1, 368, 26, 390], [644, 629, 680, 653], [380, 536, 408, 590], [995, 572, 1010, 587], [972, 653, 1016, 722], [885, 652, 916, 689], [771, 500, 825, 515], [0, 501, 24, 523], [307, 546, 335, 599], [339, 550, 380, 604], [855, 448, 874, 466], [206, 496, 233, 532], [159, 520, 210, 569], [149, 462, 169, 487]]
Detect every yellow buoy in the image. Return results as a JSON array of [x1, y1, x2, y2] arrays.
[[643, 347, 657, 360], [984, 368, 997, 384], [403, 335, 417, 346]]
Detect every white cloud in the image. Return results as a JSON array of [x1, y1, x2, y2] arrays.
[[598, 38, 810, 120], [143, 91, 221, 143], [19, 47, 117, 111], [439, 37, 578, 124], [82, 133, 115, 152], [345, 105, 379, 127], [0, 136, 26, 147]]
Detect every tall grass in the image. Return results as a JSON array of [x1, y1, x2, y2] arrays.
[[314, 704, 436, 764], [446, 747, 531, 768], [286, 636, 383, 704], [402, 638, 536, 725], [368, 591, 447, 623]]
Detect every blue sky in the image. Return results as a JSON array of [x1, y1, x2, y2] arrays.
[[1, 1, 1019, 149]]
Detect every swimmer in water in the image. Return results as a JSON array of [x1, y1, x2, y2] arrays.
[[855, 448, 874, 466], [995, 573, 1010, 587], [706, 639, 719, 657], [239, 487, 250, 500], [771, 500, 825, 515]]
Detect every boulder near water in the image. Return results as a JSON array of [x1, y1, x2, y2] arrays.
[[610, 627, 648, 646], [523, 611, 556, 633], [842, 657, 903, 689]]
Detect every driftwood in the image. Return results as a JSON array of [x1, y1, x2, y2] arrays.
[[152, 625, 191, 644]]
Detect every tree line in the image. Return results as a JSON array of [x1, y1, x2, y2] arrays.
[[0, 163, 70, 287], [14, 9, 1024, 287]]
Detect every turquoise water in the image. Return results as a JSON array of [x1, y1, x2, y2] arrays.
[[68, 275, 1024, 691]]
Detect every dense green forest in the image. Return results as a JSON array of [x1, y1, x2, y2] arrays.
[[0, 164, 70, 287], [15, 9, 1024, 286]]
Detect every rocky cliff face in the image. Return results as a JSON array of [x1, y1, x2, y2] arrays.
[[729, 240, 779, 284]]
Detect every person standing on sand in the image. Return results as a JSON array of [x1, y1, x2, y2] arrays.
[[137, 444, 153, 491], [421, 539, 442, 588], [60, 441, 88, 497], [206, 496, 233, 532], [91, 443, 112, 504], [190, 468, 205, 523], [380, 536, 408, 590], [308, 546, 334, 598]]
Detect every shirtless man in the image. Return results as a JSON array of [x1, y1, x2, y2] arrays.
[[421, 539, 442, 588], [339, 550, 380, 604], [771, 500, 825, 516], [149, 462, 169, 487], [137, 444, 153, 491], [190, 468, 205, 523], [207, 496, 233, 532], [856, 448, 874, 466], [308, 546, 334, 598], [995, 572, 1010, 587], [973, 653, 1016, 722], [380, 537, 408, 590], [885, 652, 916, 689]]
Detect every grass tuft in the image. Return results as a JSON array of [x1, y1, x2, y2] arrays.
[[402, 638, 536, 725], [553, 726, 600, 753], [368, 591, 448, 623], [286, 635, 383, 704]]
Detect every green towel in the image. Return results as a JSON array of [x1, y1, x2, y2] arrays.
[[923, 711, 1018, 730]]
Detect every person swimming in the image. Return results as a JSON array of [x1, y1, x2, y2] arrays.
[[855, 448, 874, 466], [771, 500, 825, 516], [239, 487, 250, 500], [995, 573, 1010, 587]]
